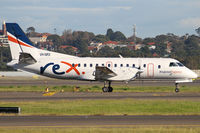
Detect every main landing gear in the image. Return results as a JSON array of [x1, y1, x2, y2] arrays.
[[102, 81, 113, 92], [175, 83, 179, 93]]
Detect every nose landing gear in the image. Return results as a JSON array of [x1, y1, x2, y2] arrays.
[[175, 83, 179, 93], [102, 81, 113, 92]]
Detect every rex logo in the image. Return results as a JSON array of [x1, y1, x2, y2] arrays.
[[40, 61, 81, 75]]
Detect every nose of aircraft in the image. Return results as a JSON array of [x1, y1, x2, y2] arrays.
[[191, 71, 198, 79]]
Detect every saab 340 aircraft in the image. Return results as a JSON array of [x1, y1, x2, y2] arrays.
[[6, 23, 198, 92]]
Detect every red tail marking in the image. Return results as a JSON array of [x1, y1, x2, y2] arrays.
[[8, 35, 33, 48]]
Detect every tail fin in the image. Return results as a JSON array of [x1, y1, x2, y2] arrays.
[[6, 23, 37, 61]]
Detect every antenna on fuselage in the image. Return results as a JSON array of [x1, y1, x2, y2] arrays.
[[119, 54, 123, 58]]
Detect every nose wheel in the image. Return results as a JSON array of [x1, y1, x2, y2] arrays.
[[175, 83, 179, 93], [102, 81, 113, 92]]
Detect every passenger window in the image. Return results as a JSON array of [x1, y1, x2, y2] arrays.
[[126, 64, 129, 67], [143, 64, 146, 68], [132, 64, 135, 67], [102, 64, 104, 66], [120, 64, 123, 67], [158, 65, 161, 69], [84, 64, 87, 67], [108, 64, 111, 67], [96, 64, 98, 67], [90, 64, 93, 67], [114, 64, 117, 67], [78, 64, 80, 67], [72, 63, 75, 67]]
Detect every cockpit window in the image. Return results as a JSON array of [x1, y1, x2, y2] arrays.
[[177, 62, 184, 67], [169, 62, 184, 67], [169, 62, 178, 67]]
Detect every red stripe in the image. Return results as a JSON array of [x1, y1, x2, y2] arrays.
[[8, 35, 33, 48]]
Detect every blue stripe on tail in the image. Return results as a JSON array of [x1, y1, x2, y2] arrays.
[[6, 23, 34, 47]]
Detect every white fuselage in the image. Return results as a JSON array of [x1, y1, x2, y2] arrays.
[[13, 51, 197, 82]]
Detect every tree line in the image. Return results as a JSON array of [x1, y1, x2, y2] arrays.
[[0, 27, 200, 70]]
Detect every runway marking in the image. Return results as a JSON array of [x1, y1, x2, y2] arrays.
[[0, 125, 200, 128], [43, 92, 56, 96]]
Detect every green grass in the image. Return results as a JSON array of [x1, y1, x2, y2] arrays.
[[0, 127, 200, 133], [1, 99, 200, 115], [0, 85, 199, 92]]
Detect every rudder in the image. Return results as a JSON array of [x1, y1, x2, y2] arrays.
[[6, 23, 36, 61]]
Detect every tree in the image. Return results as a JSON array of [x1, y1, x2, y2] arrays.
[[62, 29, 73, 44], [93, 35, 109, 43], [112, 31, 126, 41], [26, 27, 35, 33], [74, 38, 89, 56], [47, 35, 63, 51], [153, 42, 167, 57], [170, 41, 186, 61], [195, 27, 200, 36], [62, 47, 76, 56], [97, 46, 117, 57], [184, 35, 200, 56], [26, 27, 36, 37], [143, 37, 155, 45], [0, 47, 13, 71], [71, 31, 95, 45], [106, 28, 114, 40], [140, 46, 152, 57]]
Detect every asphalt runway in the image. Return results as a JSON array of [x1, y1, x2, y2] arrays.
[[0, 115, 200, 127], [0, 78, 199, 86], [0, 92, 200, 101], [0, 79, 199, 127], [0, 79, 199, 101]]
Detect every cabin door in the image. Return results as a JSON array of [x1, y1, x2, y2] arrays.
[[147, 63, 154, 77]]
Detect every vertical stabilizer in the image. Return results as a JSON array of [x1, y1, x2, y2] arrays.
[[6, 23, 37, 61]]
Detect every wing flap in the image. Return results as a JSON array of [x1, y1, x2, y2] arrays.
[[95, 66, 117, 80]]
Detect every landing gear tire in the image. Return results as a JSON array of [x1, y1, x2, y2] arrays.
[[175, 83, 179, 93], [175, 88, 179, 93], [102, 87, 109, 92], [108, 87, 113, 92], [102, 81, 113, 92]]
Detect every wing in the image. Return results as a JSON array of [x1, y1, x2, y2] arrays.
[[95, 66, 117, 80]]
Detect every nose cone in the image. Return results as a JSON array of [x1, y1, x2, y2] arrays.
[[191, 71, 198, 79], [185, 69, 198, 79]]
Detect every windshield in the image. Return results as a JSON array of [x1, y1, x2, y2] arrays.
[[169, 62, 178, 67], [169, 62, 184, 67], [176, 62, 184, 67]]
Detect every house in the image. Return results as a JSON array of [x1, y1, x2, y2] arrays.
[[29, 33, 51, 44], [153, 52, 159, 57], [165, 41, 172, 53], [147, 42, 156, 50], [89, 42, 103, 52], [0, 35, 8, 47], [127, 45, 135, 50], [60, 45, 78, 52], [103, 41, 118, 45], [36, 41, 54, 50], [133, 44, 145, 50], [88, 46, 97, 53], [0, 22, 9, 47], [100, 41, 130, 50]]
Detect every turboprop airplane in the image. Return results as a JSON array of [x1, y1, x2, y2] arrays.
[[6, 23, 198, 92]]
